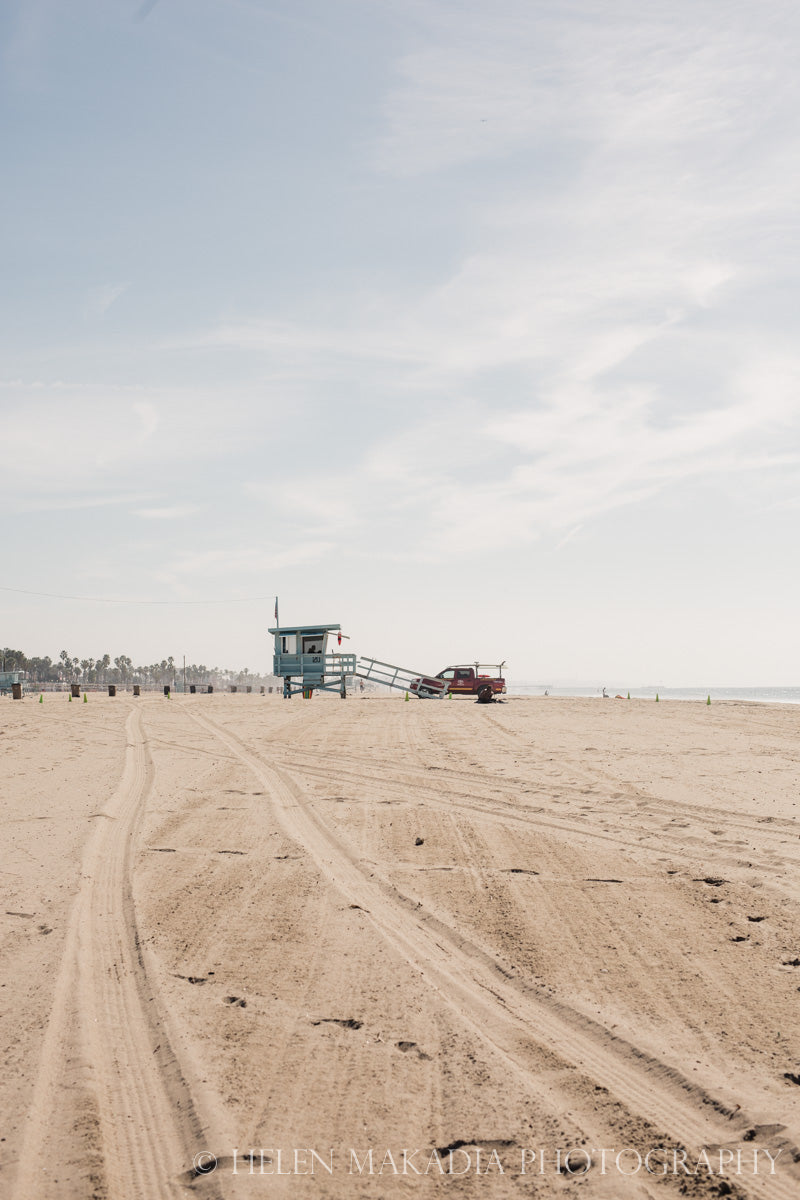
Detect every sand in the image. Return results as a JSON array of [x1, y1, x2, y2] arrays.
[[1, 692, 799, 1199]]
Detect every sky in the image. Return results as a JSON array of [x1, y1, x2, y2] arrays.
[[2, 0, 800, 686]]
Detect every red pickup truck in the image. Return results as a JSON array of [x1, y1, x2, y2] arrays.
[[409, 664, 507, 703]]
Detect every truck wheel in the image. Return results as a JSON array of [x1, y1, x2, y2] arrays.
[[477, 684, 494, 703]]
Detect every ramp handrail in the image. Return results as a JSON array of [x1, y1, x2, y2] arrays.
[[356, 656, 447, 695]]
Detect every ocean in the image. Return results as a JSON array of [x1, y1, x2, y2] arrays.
[[507, 684, 800, 704]]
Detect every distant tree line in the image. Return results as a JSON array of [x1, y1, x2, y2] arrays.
[[1, 647, 272, 689]]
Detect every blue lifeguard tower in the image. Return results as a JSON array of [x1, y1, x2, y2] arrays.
[[0, 669, 24, 696], [269, 621, 357, 699]]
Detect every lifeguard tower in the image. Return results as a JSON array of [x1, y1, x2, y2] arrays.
[[269, 622, 357, 699]]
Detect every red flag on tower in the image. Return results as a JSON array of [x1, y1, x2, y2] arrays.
[[337, 632, 342, 646]]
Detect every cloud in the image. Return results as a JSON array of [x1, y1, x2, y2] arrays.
[[133, 401, 159, 440], [8, 0, 798, 579], [243, 479, 360, 537], [0, 383, 252, 511], [186, 0, 800, 564], [14, 490, 155, 514], [134, 504, 202, 519], [376, 1, 800, 182], [134, 0, 160, 23], [555, 525, 583, 551], [477, 383, 799, 545], [84, 282, 130, 319], [167, 541, 336, 578], [233, 347, 800, 563], [183, 0, 797, 483]]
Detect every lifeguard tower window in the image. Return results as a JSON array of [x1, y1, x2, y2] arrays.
[[302, 636, 322, 654], [281, 635, 297, 654]]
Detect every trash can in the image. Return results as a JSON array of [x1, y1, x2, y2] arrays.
[[108, 685, 116, 697], [246, 685, 252, 693], [189, 684, 196, 694], [230, 686, 237, 693], [260, 686, 265, 694], [133, 685, 140, 697], [12, 682, 22, 700], [71, 683, 80, 698], [207, 685, 213, 694], [164, 685, 170, 696]]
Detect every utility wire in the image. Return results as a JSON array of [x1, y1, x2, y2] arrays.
[[0, 585, 276, 606]]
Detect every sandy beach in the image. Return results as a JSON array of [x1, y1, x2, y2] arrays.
[[1, 692, 799, 1199]]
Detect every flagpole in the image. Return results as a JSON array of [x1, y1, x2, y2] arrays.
[[274, 595, 279, 629]]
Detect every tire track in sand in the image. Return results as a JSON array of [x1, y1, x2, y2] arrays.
[[12, 705, 221, 1200], [189, 710, 799, 1200], [266, 747, 799, 888]]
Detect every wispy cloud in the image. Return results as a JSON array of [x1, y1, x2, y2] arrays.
[[167, 541, 336, 577], [133, 401, 159, 440], [84, 282, 130, 319], [4, 0, 800, 678], [234, 348, 800, 562], [134, 504, 202, 519], [14, 490, 155, 514], [0, 383, 251, 510], [134, 0, 160, 23], [189, 0, 800, 567], [376, 1, 800, 182]]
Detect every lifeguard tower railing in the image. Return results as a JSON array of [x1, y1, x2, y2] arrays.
[[273, 650, 357, 685]]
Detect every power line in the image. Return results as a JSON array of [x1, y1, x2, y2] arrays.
[[0, 585, 276, 606]]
